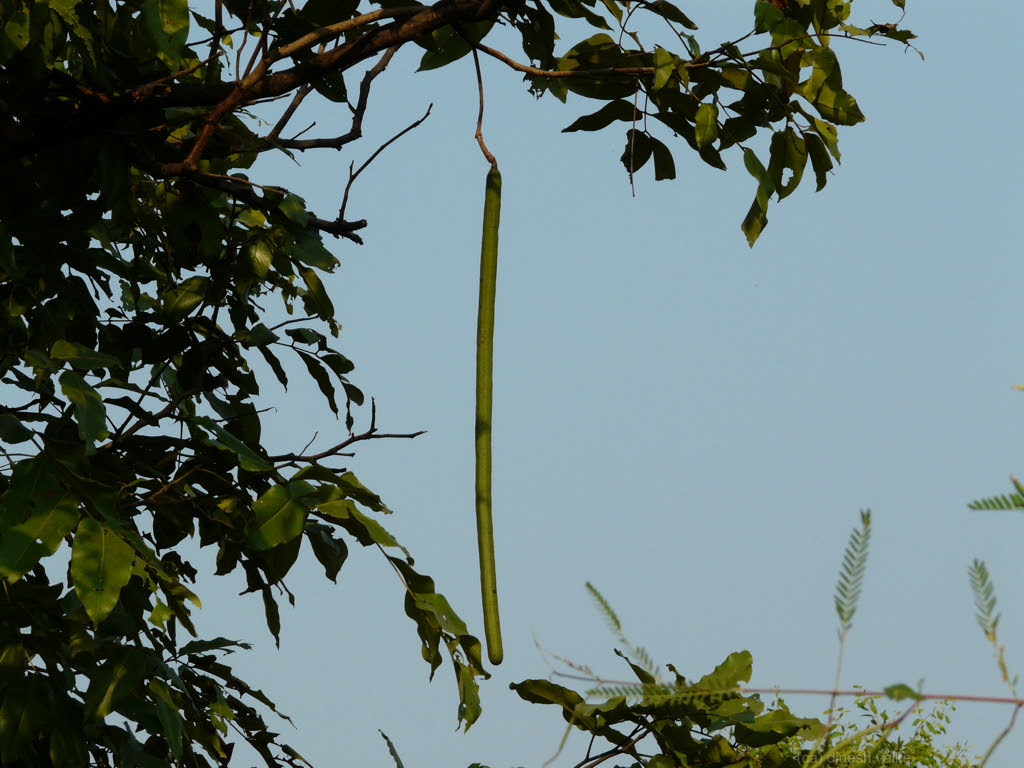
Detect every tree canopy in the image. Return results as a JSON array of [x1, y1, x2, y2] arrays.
[[0, 0, 918, 765]]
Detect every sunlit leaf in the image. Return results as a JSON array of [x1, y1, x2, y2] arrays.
[[246, 481, 316, 550], [71, 518, 136, 625], [694, 102, 719, 149]]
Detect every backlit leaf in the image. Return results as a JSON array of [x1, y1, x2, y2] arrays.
[[51, 340, 121, 371], [71, 518, 136, 625], [694, 102, 718, 149], [246, 481, 316, 550], [141, 0, 189, 68], [59, 371, 108, 452]]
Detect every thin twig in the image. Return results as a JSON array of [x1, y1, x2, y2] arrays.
[[572, 724, 649, 768], [275, 45, 400, 152], [267, 399, 425, 463], [338, 101, 432, 221], [471, 47, 495, 166], [979, 702, 1023, 767], [205, 0, 224, 84], [267, 83, 315, 143]]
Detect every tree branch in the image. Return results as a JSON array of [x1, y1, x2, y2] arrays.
[[338, 101, 433, 222], [272, 45, 400, 151], [267, 399, 425, 464]]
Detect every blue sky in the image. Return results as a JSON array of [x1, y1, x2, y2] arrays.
[[190, 1, 1024, 765]]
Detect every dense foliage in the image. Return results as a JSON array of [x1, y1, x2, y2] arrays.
[[0, 0, 917, 764]]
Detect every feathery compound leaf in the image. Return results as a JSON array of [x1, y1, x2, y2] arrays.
[[833, 510, 871, 630], [379, 731, 406, 768], [586, 581, 622, 633], [968, 559, 1000, 641], [587, 583, 661, 680], [969, 477, 1024, 510], [968, 494, 1024, 511]]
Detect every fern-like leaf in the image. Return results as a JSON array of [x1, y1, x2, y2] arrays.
[[969, 476, 1024, 510], [586, 583, 661, 681], [379, 731, 405, 768], [968, 559, 1000, 642], [968, 493, 1024, 511], [586, 581, 622, 634], [834, 510, 871, 632]]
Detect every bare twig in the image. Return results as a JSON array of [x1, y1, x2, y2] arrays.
[[338, 101, 432, 222], [274, 45, 400, 151], [205, 0, 224, 85], [267, 399, 425, 464], [979, 702, 1023, 767], [572, 724, 649, 768], [267, 83, 315, 143]]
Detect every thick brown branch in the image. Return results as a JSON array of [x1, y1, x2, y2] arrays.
[[5, 0, 500, 161]]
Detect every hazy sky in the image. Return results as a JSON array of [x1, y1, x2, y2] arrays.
[[190, 2, 1024, 766]]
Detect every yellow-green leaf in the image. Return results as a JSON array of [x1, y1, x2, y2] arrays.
[[71, 518, 135, 625], [695, 102, 719, 149]]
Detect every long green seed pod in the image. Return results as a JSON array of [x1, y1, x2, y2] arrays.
[[476, 162, 503, 665]]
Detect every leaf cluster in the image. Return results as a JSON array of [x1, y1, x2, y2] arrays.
[[513, 649, 828, 768]]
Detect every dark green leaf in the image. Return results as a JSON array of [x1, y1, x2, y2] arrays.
[[753, 0, 784, 33], [563, 99, 638, 133], [141, 0, 189, 68], [279, 195, 310, 225], [733, 707, 825, 747], [650, 137, 676, 180], [83, 647, 149, 718], [646, 0, 697, 29], [162, 276, 209, 320], [0, 457, 79, 581], [695, 650, 753, 692], [149, 680, 185, 759], [338, 471, 389, 512], [195, 415, 273, 471], [621, 129, 654, 174], [801, 48, 864, 125], [289, 230, 338, 270], [547, 0, 609, 29], [803, 131, 833, 191], [59, 371, 108, 452], [418, 21, 494, 71], [297, 350, 339, 415], [50, 340, 121, 371], [0, 413, 33, 444], [258, 345, 290, 388], [306, 524, 348, 582]]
